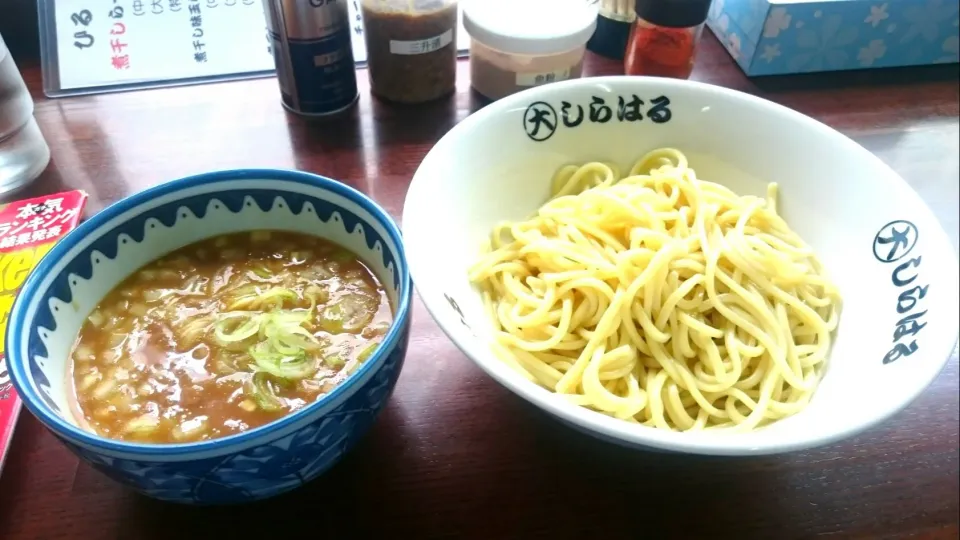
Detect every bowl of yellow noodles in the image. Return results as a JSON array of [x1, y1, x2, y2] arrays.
[[402, 76, 959, 455]]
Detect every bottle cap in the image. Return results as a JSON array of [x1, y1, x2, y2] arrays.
[[462, 0, 599, 56], [633, 0, 712, 28]]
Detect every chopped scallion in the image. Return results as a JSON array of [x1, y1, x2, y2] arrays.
[[246, 372, 284, 411], [357, 342, 379, 363], [250, 343, 316, 379], [324, 355, 345, 368]]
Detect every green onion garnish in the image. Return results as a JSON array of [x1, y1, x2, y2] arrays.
[[324, 355, 345, 368], [247, 372, 284, 411], [213, 312, 261, 343], [249, 342, 316, 380], [357, 342, 379, 363]]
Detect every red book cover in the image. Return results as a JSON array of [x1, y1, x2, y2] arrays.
[[0, 190, 88, 474]]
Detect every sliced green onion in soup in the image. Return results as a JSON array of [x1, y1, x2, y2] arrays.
[[319, 304, 346, 333], [174, 314, 216, 348], [264, 320, 322, 355], [225, 286, 301, 311], [345, 360, 362, 376], [213, 300, 324, 379], [215, 351, 250, 374], [249, 265, 273, 279], [361, 321, 390, 339], [304, 284, 330, 304], [323, 354, 345, 368], [356, 342, 379, 363], [320, 293, 378, 334], [257, 287, 299, 309], [267, 307, 313, 327], [271, 332, 320, 356], [246, 372, 285, 412], [223, 284, 261, 310], [213, 312, 262, 343], [249, 343, 316, 380]]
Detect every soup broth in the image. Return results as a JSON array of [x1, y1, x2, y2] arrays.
[[68, 231, 392, 444]]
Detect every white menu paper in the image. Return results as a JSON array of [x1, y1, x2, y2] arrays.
[[41, 0, 470, 96]]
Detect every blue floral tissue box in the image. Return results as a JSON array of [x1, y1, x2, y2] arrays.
[[707, 0, 959, 76]]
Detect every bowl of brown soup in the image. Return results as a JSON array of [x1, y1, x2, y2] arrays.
[[5, 169, 412, 504]]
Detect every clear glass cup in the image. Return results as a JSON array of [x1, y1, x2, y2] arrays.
[[0, 33, 50, 199]]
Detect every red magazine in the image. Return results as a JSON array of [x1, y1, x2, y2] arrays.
[[0, 190, 88, 474]]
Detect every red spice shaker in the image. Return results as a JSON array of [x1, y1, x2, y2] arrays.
[[624, 0, 713, 79]]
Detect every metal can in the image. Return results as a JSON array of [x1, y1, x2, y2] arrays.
[[262, 0, 359, 116]]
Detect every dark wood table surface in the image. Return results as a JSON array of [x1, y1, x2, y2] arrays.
[[0, 31, 958, 539]]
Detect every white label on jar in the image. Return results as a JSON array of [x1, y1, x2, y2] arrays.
[[389, 29, 454, 56], [516, 69, 572, 87]]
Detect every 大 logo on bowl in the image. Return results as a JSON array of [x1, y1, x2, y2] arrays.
[[872, 219, 928, 365], [522, 94, 674, 142]]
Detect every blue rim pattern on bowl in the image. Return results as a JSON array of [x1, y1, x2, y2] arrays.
[[6, 170, 413, 502], [58, 333, 408, 503]]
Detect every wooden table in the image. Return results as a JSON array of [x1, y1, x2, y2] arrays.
[[1, 33, 958, 539]]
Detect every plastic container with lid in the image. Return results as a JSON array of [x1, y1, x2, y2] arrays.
[[462, 0, 598, 101], [360, 0, 459, 104]]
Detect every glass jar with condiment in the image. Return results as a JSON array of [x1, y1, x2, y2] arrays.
[[462, 0, 598, 101], [360, 0, 459, 104], [623, 0, 712, 79], [586, 0, 637, 60]]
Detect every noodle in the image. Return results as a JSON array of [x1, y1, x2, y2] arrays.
[[468, 148, 842, 432]]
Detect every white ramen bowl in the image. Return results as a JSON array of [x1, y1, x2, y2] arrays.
[[403, 76, 960, 456]]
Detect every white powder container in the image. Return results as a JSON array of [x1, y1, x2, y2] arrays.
[[462, 0, 599, 101]]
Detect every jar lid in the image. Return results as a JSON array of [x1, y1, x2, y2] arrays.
[[633, 0, 712, 28], [462, 0, 599, 56]]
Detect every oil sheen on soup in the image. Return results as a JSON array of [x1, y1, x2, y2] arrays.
[[68, 231, 392, 443]]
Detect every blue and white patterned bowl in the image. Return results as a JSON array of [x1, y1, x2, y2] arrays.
[[5, 170, 412, 504]]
